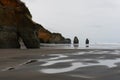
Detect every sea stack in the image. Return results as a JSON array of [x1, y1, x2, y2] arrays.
[[73, 36, 79, 44], [0, 0, 40, 48]]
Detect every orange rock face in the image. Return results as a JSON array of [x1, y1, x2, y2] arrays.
[[38, 32, 51, 43], [36, 24, 71, 44], [0, 0, 19, 7], [0, 0, 32, 26], [36, 24, 52, 43]]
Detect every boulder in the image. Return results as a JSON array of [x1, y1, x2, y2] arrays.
[[0, 0, 40, 48]]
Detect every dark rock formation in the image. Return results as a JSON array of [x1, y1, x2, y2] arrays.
[[0, 26, 20, 48], [0, 0, 40, 48], [36, 24, 71, 44], [49, 33, 65, 43], [85, 38, 89, 47], [73, 36, 79, 44], [62, 38, 71, 44]]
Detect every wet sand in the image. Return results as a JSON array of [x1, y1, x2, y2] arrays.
[[0, 49, 120, 80]]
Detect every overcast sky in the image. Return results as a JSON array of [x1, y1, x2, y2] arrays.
[[22, 0, 120, 43]]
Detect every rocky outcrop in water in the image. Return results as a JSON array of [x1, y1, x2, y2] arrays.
[[73, 36, 79, 44], [0, 0, 40, 48]]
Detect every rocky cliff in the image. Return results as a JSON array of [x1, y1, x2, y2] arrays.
[[0, 0, 70, 48], [0, 0, 40, 48], [36, 24, 71, 44]]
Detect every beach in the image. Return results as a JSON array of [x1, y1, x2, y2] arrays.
[[0, 49, 120, 80]]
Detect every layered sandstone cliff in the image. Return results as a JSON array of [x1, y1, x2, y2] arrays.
[[36, 24, 71, 44], [0, 0, 71, 48]]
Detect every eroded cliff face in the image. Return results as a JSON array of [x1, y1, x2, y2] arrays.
[[0, 0, 39, 48], [0, 0, 70, 48], [36, 24, 71, 44], [0, 0, 32, 26]]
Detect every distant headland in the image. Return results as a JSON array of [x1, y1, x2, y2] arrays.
[[0, 0, 71, 49]]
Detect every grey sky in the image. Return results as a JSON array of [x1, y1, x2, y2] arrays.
[[22, 0, 120, 43]]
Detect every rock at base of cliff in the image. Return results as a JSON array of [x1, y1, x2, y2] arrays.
[[0, 26, 20, 48]]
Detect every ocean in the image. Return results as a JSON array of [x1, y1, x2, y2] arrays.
[[39, 43, 120, 49]]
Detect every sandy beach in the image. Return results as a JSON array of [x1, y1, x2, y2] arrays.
[[0, 49, 120, 80]]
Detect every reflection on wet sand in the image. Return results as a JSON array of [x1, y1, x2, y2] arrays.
[[1, 49, 120, 80], [39, 50, 120, 74]]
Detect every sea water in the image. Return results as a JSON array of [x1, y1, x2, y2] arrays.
[[40, 43, 120, 49]]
